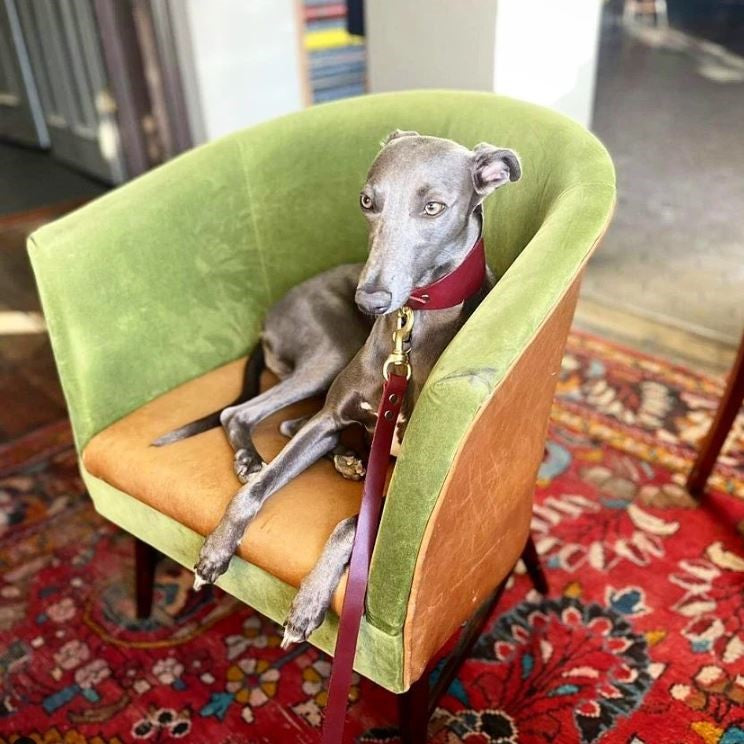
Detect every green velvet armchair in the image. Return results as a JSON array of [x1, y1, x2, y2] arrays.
[[29, 91, 615, 739]]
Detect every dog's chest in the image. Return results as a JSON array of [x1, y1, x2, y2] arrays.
[[358, 398, 408, 456]]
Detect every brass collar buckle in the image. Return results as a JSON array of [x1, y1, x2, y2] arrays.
[[382, 306, 414, 381]]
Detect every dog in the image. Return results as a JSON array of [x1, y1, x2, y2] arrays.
[[154, 130, 521, 646]]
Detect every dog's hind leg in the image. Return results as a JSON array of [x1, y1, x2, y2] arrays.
[[194, 410, 342, 586], [221, 368, 333, 483], [332, 450, 366, 480], [278, 415, 310, 438], [281, 417, 365, 480], [152, 347, 265, 446], [282, 515, 357, 647]]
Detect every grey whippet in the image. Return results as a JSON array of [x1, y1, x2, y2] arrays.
[[154, 130, 521, 646]]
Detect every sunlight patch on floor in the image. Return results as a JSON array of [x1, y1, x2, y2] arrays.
[[626, 22, 744, 83], [0, 311, 46, 335]]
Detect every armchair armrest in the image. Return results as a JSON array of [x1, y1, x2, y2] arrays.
[[370, 178, 616, 685], [28, 137, 269, 450]]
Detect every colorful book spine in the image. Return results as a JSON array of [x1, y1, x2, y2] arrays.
[[304, 1, 366, 104]]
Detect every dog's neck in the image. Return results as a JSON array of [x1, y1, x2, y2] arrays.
[[417, 208, 483, 287], [367, 208, 492, 403]]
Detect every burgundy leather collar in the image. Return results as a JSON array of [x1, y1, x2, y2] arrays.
[[408, 233, 486, 310]]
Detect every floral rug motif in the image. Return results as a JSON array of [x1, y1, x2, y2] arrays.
[[1, 331, 743, 743]]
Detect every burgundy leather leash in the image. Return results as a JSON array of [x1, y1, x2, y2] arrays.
[[322, 231, 487, 743], [321, 370, 408, 743]]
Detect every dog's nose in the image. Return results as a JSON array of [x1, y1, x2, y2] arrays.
[[355, 288, 392, 315]]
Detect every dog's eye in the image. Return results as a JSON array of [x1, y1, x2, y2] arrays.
[[424, 201, 446, 216], [360, 193, 373, 210]]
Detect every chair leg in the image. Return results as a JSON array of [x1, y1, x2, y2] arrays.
[[397, 577, 508, 741], [522, 534, 549, 595], [396, 540, 546, 740], [687, 330, 744, 498], [134, 537, 159, 619], [398, 673, 429, 744]]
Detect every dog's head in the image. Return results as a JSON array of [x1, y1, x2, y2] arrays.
[[355, 130, 521, 316]]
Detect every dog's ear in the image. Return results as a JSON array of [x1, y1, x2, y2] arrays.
[[471, 144, 521, 196], [381, 129, 419, 147]]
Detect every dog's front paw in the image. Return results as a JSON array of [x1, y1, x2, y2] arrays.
[[193, 540, 234, 589], [281, 591, 330, 649], [234, 450, 265, 484], [333, 453, 366, 481]]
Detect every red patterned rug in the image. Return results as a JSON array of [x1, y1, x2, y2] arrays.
[[1, 330, 743, 744]]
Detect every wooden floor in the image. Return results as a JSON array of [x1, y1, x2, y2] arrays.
[[0, 142, 105, 217], [587, 14, 744, 348], [574, 297, 736, 376], [0, 206, 73, 443]]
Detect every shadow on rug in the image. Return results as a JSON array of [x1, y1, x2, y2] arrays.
[[1, 331, 743, 743]]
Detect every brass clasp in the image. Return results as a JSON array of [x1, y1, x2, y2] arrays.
[[383, 306, 414, 380]]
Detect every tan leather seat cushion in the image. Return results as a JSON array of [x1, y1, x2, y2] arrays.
[[83, 357, 366, 613]]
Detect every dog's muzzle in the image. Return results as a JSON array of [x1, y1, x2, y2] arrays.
[[355, 287, 392, 315]]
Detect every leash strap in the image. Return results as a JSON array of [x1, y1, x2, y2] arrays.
[[322, 370, 408, 743]]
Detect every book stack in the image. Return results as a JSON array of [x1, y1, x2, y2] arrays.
[[304, 0, 366, 103]]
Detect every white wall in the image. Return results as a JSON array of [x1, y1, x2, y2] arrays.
[[366, 0, 498, 93], [366, 0, 602, 128], [493, 0, 602, 128], [169, 0, 305, 143]]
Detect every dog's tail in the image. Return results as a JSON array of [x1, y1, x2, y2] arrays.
[[152, 346, 265, 446]]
